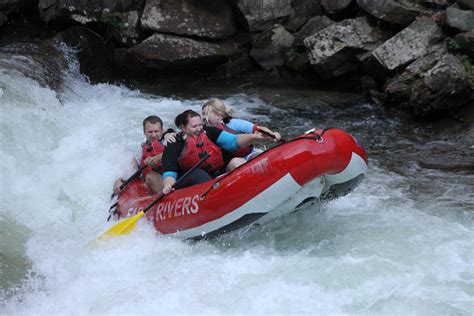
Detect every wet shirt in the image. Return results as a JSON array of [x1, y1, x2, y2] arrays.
[[226, 118, 257, 134]]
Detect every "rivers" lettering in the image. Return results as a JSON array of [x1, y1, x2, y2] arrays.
[[154, 195, 200, 221]]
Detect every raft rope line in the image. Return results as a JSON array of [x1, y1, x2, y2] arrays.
[[199, 128, 334, 200]]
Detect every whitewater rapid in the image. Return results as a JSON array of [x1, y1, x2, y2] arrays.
[[0, 43, 472, 315]]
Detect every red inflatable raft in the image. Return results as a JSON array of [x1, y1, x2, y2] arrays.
[[114, 128, 368, 239]]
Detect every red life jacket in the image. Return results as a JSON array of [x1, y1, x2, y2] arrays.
[[216, 122, 252, 158], [178, 132, 224, 175], [140, 139, 165, 176]]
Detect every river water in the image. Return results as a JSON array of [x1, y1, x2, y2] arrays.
[[0, 41, 473, 315]]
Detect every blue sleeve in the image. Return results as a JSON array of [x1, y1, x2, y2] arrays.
[[163, 171, 177, 180], [216, 131, 239, 151], [226, 119, 255, 134]]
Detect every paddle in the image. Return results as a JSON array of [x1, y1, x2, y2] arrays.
[[97, 152, 210, 240], [110, 165, 147, 200], [107, 165, 147, 221]]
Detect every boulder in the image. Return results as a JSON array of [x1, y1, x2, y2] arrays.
[[321, 0, 352, 14], [456, 0, 474, 9], [446, 7, 474, 31], [372, 17, 444, 71], [455, 31, 474, 57], [216, 55, 258, 78], [140, 0, 235, 40], [38, 0, 140, 22], [304, 17, 385, 78], [250, 24, 294, 70], [125, 33, 239, 71], [356, 0, 420, 25], [234, 0, 291, 32], [294, 15, 335, 47], [284, 0, 323, 31], [39, 0, 104, 23], [384, 53, 472, 116]]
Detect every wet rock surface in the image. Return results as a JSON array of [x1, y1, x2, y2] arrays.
[[1, 0, 473, 121], [384, 52, 472, 116], [140, 0, 235, 39], [125, 33, 239, 71], [372, 17, 444, 71]]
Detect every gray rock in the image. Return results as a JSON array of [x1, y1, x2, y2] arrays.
[[321, 0, 352, 13], [39, 1, 102, 22], [126, 33, 239, 71], [141, 0, 235, 40], [372, 17, 444, 71], [356, 0, 420, 25], [250, 24, 294, 70], [216, 56, 257, 78], [294, 15, 335, 47], [285, 0, 323, 31], [235, 0, 292, 31], [304, 17, 384, 77], [384, 53, 472, 116], [456, 0, 474, 9], [455, 31, 474, 57], [446, 7, 474, 31], [38, 0, 139, 22]]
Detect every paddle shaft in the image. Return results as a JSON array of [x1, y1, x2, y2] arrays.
[[141, 152, 210, 215], [121, 165, 147, 189], [110, 165, 147, 199]]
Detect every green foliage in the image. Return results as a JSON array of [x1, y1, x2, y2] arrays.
[[99, 13, 128, 31], [286, 47, 298, 62], [447, 38, 461, 52], [456, 54, 474, 87], [447, 37, 474, 87]]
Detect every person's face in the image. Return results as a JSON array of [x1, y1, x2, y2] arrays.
[[182, 116, 203, 137], [202, 106, 222, 127], [144, 122, 163, 143]]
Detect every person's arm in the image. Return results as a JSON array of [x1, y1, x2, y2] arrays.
[[227, 118, 255, 134], [206, 126, 263, 151], [113, 178, 124, 194], [228, 119, 281, 141], [144, 153, 163, 167], [161, 141, 180, 194], [236, 133, 263, 148], [162, 128, 177, 145], [256, 125, 281, 141], [162, 176, 176, 195], [113, 157, 140, 194]]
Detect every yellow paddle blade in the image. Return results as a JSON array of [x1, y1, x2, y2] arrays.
[[97, 210, 145, 240]]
